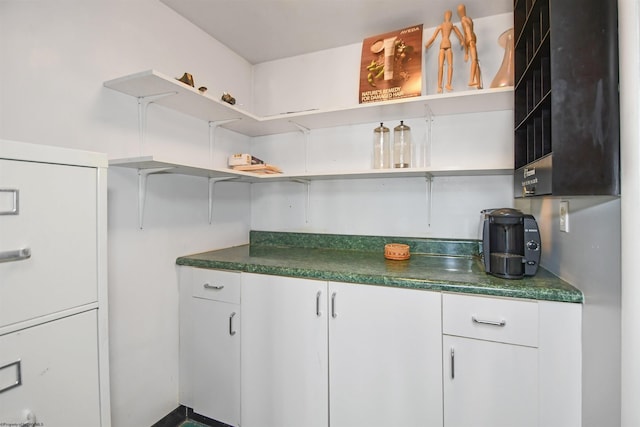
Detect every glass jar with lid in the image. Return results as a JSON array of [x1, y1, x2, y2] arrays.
[[393, 120, 412, 168], [373, 122, 390, 169]]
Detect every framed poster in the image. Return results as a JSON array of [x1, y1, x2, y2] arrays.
[[359, 24, 423, 103]]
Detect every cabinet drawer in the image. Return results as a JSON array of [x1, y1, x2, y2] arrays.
[[192, 268, 240, 304], [0, 159, 98, 328], [0, 310, 101, 426], [442, 293, 538, 347]]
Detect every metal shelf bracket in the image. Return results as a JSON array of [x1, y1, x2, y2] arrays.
[[426, 173, 433, 229], [137, 167, 175, 229], [291, 121, 311, 173], [209, 119, 241, 166], [208, 176, 239, 224], [290, 178, 311, 224], [137, 92, 177, 155]]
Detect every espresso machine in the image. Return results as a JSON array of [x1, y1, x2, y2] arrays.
[[481, 208, 541, 279]]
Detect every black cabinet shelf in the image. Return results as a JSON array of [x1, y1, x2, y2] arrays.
[[513, 0, 620, 198]]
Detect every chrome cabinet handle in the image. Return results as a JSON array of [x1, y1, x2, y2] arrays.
[[472, 316, 506, 327], [316, 291, 322, 317], [229, 312, 237, 336], [0, 189, 19, 215], [450, 348, 455, 379], [331, 292, 337, 318], [0, 248, 31, 264], [203, 283, 224, 290], [0, 360, 22, 394]]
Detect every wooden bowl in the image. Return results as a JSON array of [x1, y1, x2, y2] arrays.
[[384, 243, 410, 260]]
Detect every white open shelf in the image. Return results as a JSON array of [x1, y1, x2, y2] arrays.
[[104, 69, 514, 137], [109, 155, 513, 182]]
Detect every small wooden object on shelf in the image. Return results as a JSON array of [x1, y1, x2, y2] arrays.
[[232, 164, 282, 174]]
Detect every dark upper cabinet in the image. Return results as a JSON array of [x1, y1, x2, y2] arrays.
[[513, 0, 620, 197]]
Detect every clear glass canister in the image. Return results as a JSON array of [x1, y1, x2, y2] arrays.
[[393, 120, 412, 168], [373, 122, 390, 169]]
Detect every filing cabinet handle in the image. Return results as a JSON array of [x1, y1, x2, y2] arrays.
[[229, 312, 237, 336], [0, 189, 19, 215], [0, 248, 31, 264], [450, 348, 455, 379], [203, 283, 224, 290], [0, 360, 22, 394], [472, 316, 506, 327]]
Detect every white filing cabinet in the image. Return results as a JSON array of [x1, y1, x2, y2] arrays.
[[0, 140, 110, 426]]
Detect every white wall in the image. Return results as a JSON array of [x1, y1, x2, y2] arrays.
[[517, 197, 621, 427], [251, 13, 516, 239], [0, 1, 252, 426]]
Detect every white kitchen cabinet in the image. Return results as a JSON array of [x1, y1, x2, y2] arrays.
[[328, 281, 442, 427], [443, 335, 538, 427], [442, 293, 581, 427], [0, 139, 110, 426], [240, 273, 329, 427], [240, 273, 442, 427], [179, 267, 241, 426], [443, 294, 539, 427]]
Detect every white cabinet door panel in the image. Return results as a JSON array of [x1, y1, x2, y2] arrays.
[[241, 273, 328, 427], [0, 310, 101, 426], [191, 297, 240, 426], [443, 335, 538, 427], [0, 159, 97, 327], [329, 282, 443, 427]]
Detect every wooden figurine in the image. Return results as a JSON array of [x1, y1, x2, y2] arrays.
[[425, 10, 464, 93], [457, 4, 482, 89]]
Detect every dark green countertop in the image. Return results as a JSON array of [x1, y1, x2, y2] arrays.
[[176, 231, 583, 303]]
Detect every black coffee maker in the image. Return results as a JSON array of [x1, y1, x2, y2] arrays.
[[482, 208, 541, 279]]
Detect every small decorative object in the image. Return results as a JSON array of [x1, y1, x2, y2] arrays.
[[490, 28, 515, 88], [198, 86, 208, 93], [385, 243, 410, 260], [457, 4, 482, 89], [221, 92, 236, 105], [424, 10, 464, 93], [176, 72, 194, 87]]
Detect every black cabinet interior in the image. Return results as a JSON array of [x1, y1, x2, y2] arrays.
[[513, 0, 620, 197]]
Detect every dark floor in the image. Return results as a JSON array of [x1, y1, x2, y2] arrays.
[[152, 406, 229, 427]]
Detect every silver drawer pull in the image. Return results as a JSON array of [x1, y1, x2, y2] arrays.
[[472, 316, 506, 327], [0, 248, 31, 264], [0, 360, 22, 394], [203, 283, 224, 290], [0, 189, 19, 215], [331, 292, 337, 318]]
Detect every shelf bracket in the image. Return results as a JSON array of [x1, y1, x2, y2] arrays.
[[423, 105, 434, 167], [290, 178, 311, 224], [137, 92, 177, 156], [425, 173, 433, 229], [208, 176, 239, 224], [291, 121, 311, 173], [138, 167, 175, 229], [209, 119, 241, 167]]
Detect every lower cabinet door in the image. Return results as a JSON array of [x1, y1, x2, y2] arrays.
[[328, 282, 443, 427], [443, 335, 538, 427], [0, 310, 101, 426], [190, 297, 240, 426], [241, 273, 328, 427]]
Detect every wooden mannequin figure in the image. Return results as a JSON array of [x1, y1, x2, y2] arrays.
[[425, 10, 464, 93], [457, 4, 482, 88]]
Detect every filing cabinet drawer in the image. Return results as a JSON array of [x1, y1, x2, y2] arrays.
[[191, 268, 240, 304], [442, 293, 539, 347]]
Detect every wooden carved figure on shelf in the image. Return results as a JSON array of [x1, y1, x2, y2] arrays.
[[457, 4, 482, 89], [425, 9, 464, 93]]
